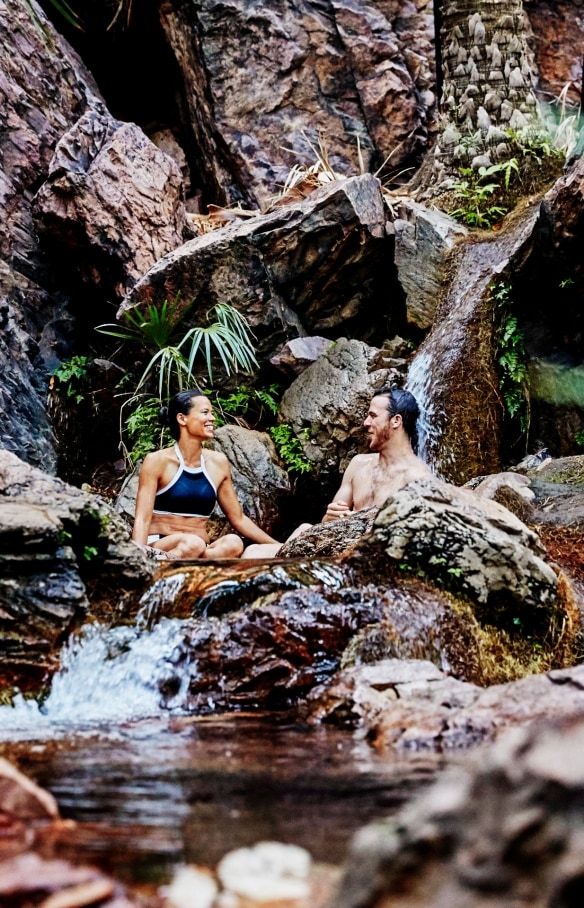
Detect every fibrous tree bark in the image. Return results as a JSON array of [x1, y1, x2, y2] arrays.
[[427, 0, 540, 190]]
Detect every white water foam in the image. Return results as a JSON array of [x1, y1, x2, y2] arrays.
[[0, 617, 196, 739], [406, 350, 446, 477]]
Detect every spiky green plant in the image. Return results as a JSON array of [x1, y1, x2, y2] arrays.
[[97, 299, 258, 399]]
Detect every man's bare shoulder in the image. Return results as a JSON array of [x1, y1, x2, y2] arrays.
[[345, 454, 379, 478], [346, 453, 377, 471]]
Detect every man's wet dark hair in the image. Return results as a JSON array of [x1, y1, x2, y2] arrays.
[[159, 389, 206, 441], [372, 387, 420, 452]]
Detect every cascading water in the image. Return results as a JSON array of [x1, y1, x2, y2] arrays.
[[405, 352, 448, 478], [0, 574, 205, 738]]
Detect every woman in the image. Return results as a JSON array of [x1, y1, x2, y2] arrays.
[[132, 389, 280, 559]]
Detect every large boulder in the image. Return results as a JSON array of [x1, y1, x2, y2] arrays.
[[350, 478, 559, 611], [211, 425, 291, 537], [309, 658, 584, 751], [0, 450, 154, 691], [141, 558, 492, 710], [33, 108, 187, 300], [392, 198, 467, 330], [278, 337, 404, 481], [121, 175, 395, 357], [329, 712, 584, 908]]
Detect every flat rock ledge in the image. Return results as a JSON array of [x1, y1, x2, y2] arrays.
[[308, 658, 584, 753]]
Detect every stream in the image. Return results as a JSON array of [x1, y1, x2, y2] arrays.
[[0, 613, 445, 887]]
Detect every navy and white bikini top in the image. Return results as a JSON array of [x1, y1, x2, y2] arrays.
[[153, 445, 217, 518]]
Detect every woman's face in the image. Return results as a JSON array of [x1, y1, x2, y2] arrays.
[[179, 396, 215, 440]]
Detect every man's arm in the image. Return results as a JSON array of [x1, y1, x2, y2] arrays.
[[321, 459, 356, 523]]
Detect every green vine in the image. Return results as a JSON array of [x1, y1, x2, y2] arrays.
[[490, 279, 530, 434]]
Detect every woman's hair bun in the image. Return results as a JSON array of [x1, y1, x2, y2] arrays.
[[158, 405, 169, 426]]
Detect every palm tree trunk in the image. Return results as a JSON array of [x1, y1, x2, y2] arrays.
[[431, 0, 540, 185]]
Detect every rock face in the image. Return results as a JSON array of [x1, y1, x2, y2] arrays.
[[350, 478, 559, 611], [393, 198, 468, 330], [33, 108, 187, 300], [122, 174, 395, 356], [0, 450, 153, 690], [279, 337, 403, 481], [159, 0, 436, 207], [526, 0, 584, 102], [0, 0, 102, 468], [330, 712, 584, 908], [270, 336, 334, 378]]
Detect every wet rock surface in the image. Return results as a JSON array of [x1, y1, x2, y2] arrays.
[[154, 578, 485, 711], [407, 202, 543, 484], [329, 711, 584, 908]]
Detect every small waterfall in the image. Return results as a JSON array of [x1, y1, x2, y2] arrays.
[[405, 351, 447, 477], [0, 615, 198, 738]]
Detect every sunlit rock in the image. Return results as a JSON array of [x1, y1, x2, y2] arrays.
[[392, 198, 467, 330]]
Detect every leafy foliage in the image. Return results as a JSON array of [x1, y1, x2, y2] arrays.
[[269, 424, 312, 474], [490, 280, 530, 433], [96, 297, 259, 465], [450, 164, 514, 229], [124, 397, 170, 465], [213, 384, 280, 427], [51, 355, 91, 404]]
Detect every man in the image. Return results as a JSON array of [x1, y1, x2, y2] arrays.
[[322, 387, 432, 522], [242, 387, 431, 557]]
